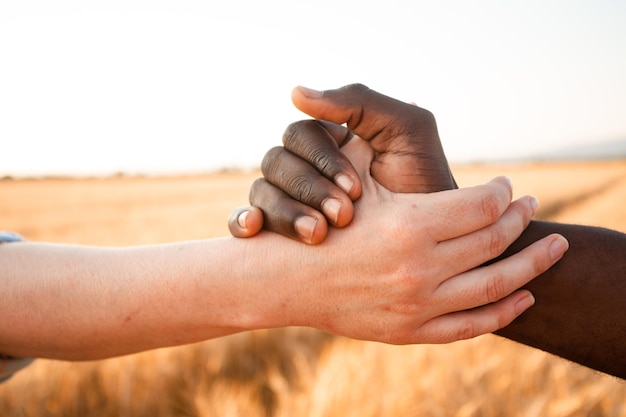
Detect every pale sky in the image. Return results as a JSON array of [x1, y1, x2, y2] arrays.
[[1, 1, 625, 176]]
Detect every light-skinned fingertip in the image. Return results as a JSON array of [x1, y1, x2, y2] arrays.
[[549, 235, 569, 262], [335, 174, 354, 195], [294, 215, 318, 243], [514, 293, 535, 315], [237, 210, 249, 229], [297, 85, 323, 99]]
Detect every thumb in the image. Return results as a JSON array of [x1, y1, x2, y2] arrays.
[[291, 84, 455, 193], [291, 84, 416, 148]]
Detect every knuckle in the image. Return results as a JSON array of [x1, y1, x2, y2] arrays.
[[248, 178, 268, 203], [286, 175, 315, 203], [488, 227, 509, 258], [456, 320, 478, 341], [260, 146, 285, 177], [484, 272, 506, 303], [308, 147, 335, 174], [341, 83, 370, 94], [409, 108, 438, 135], [282, 121, 301, 145], [250, 177, 266, 189], [419, 108, 437, 125], [481, 192, 502, 224], [530, 248, 550, 276], [282, 120, 316, 150], [283, 120, 344, 178]]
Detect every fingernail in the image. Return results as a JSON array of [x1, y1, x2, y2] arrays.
[[298, 86, 323, 98], [335, 174, 354, 194], [529, 197, 539, 214], [295, 215, 318, 242], [515, 293, 535, 315], [322, 198, 342, 225], [549, 235, 569, 262], [237, 211, 249, 229], [504, 176, 513, 188]]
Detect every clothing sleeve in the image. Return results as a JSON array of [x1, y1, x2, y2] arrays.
[[0, 231, 35, 383]]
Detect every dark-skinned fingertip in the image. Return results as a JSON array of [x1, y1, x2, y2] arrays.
[[294, 215, 318, 243], [321, 198, 342, 225], [335, 174, 354, 195]]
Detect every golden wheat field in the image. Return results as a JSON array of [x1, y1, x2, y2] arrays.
[[1, 161, 625, 417]]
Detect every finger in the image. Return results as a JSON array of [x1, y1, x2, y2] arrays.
[[432, 194, 538, 277], [435, 233, 569, 314], [411, 289, 537, 344], [261, 146, 354, 228], [228, 206, 264, 238], [282, 120, 362, 200], [248, 178, 329, 245], [404, 176, 514, 242]]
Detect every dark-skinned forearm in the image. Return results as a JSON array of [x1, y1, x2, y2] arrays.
[[493, 220, 626, 379]]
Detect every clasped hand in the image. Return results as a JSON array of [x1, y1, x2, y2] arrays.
[[229, 84, 568, 344]]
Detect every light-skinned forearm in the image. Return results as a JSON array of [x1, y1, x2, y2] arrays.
[[0, 237, 305, 360], [494, 221, 626, 379]]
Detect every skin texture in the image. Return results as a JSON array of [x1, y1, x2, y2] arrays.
[[0, 143, 565, 361], [230, 84, 626, 379]]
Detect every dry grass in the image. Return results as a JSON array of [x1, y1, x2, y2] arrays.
[[1, 161, 625, 416]]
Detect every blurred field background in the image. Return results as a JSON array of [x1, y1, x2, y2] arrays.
[[1, 161, 625, 416]]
